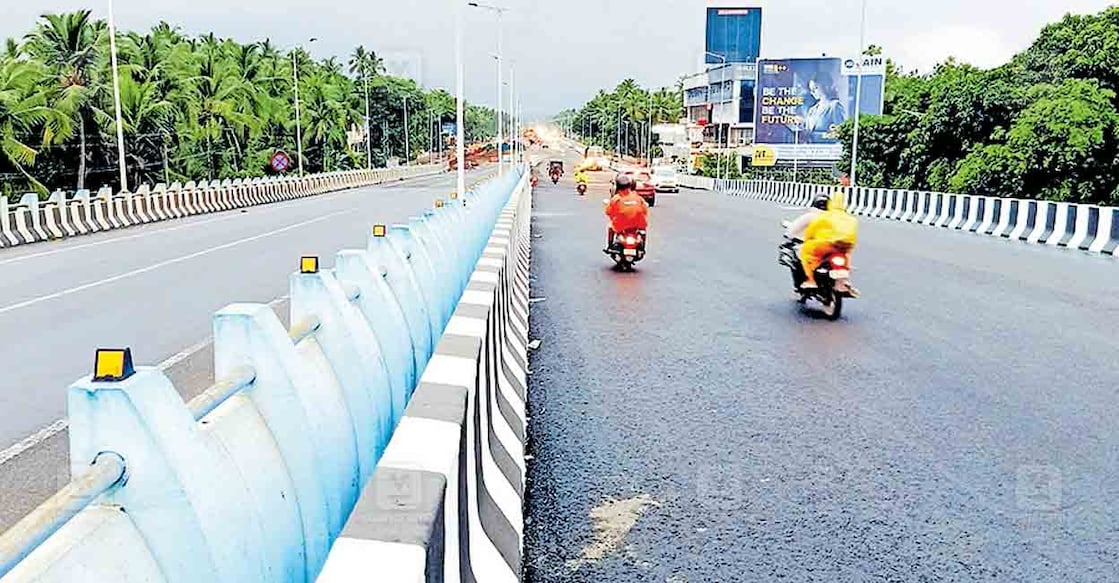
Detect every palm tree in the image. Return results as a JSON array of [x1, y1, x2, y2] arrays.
[[95, 74, 173, 186], [24, 11, 104, 190], [0, 57, 58, 193]]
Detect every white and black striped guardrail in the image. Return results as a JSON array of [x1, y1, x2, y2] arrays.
[[0, 169, 525, 582], [678, 175, 1119, 257], [316, 164, 531, 582], [0, 166, 443, 249]]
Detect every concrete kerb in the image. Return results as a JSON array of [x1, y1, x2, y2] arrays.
[[0, 166, 445, 252], [707, 179, 1117, 257]]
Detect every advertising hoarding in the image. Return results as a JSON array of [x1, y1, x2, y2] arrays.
[[754, 56, 886, 162]]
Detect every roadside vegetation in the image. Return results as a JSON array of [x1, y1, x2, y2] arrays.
[[0, 11, 497, 198]]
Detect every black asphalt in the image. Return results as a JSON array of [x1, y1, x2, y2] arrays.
[[524, 149, 1119, 582]]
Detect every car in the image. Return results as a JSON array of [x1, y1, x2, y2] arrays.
[[651, 166, 679, 193], [621, 169, 657, 206]]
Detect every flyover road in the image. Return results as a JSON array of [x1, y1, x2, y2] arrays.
[[524, 150, 1119, 581], [0, 167, 487, 531]]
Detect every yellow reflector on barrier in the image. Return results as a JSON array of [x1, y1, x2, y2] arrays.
[[93, 348, 135, 382], [372, 224, 387, 237], [300, 256, 319, 274], [435, 200, 445, 208], [450, 192, 459, 200]]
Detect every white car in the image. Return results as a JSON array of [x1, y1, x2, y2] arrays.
[[651, 166, 679, 193]]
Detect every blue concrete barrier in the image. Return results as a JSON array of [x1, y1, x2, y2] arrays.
[[0, 168, 524, 582], [316, 166, 532, 583]]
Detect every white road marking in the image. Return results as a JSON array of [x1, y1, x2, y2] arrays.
[[0, 173, 457, 467], [0, 419, 68, 467], [0, 294, 294, 467], [0, 213, 240, 267], [0, 211, 348, 316]]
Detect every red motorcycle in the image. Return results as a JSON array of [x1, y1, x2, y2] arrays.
[[605, 229, 647, 271]]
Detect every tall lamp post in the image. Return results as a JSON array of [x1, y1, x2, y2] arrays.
[[850, 0, 869, 188], [292, 37, 317, 177], [403, 95, 410, 165], [469, 2, 508, 172], [107, 0, 128, 190], [362, 67, 372, 169], [454, 3, 465, 197], [704, 51, 728, 181]]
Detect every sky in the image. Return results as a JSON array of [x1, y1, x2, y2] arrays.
[[2, 0, 1115, 117]]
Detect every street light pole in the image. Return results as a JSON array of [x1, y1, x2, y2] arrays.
[[794, 126, 800, 183], [107, 0, 128, 190], [455, 2, 465, 197], [469, 2, 508, 173], [292, 38, 315, 177], [509, 64, 516, 164], [363, 73, 372, 169], [850, 0, 868, 188], [704, 51, 728, 182], [403, 95, 410, 165]]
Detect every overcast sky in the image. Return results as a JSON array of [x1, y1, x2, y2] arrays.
[[3, 1, 1114, 116]]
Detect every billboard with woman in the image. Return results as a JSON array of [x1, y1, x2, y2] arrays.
[[754, 57, 884, 161]]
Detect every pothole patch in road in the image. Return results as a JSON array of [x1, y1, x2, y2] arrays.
[[565, 494, 659, 572]]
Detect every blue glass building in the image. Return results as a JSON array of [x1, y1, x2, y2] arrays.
[[705, 6, 763, 65]]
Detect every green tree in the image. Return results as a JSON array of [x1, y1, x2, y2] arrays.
[[0, 57, 58, 193], [24, 10, 104, 190]]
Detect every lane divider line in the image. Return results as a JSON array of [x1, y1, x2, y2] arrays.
[[0, 294, 293, 467], [0, 211, 348, 317]]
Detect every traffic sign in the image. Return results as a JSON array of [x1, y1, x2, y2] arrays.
[[270, 151, 292, 173], [752, 145, 777, 167]]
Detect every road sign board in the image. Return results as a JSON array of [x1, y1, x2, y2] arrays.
[[270, 151, 292, 173], [752, 145, 777, 167]]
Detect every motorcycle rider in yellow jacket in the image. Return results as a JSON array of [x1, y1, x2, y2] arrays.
[[800, 193, 859, 289]]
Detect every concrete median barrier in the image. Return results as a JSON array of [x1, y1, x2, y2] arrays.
[[0, 168, 526, 582], [699, 178, 1119, 258], [0, 166, 444, 250], [316, 168, 530, 583]]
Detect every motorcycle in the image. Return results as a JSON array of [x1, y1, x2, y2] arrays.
[[779, 225, 857, 320], [605, 229, 647, 271], [576, 182, 587, 196], [550, 169, 561, 184]]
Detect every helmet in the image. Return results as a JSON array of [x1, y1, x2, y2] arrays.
[[811, 193, 830, 211], [614, 174, 634, 191]]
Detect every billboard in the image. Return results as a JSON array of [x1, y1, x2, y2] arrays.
[[754, 56, 886, 162], [705, 4, 763, 64]]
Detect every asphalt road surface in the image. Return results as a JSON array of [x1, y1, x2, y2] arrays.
[[0, 168, 488, 531], [524, 149, 1119, 581]]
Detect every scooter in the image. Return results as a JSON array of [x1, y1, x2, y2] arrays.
[[779, 223, 857, 320], [605, 229, 647, 271]]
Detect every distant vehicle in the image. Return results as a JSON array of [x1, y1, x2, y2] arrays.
[[621, 170, 656, 206], [582, 146, 607, 171], [651, 166, 679, 193]]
